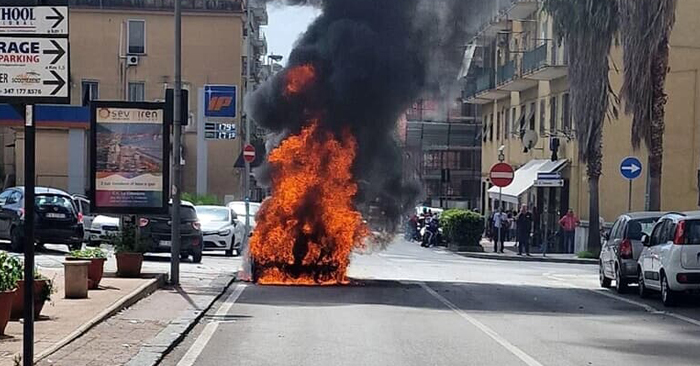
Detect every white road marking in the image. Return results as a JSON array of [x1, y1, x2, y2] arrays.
[[546, 274, 700, 328], [176, 283, 247, 366], [419, 282, 544, 366]]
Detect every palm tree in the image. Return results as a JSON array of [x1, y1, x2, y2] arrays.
[[618, 0, 677, 211], [543, 0, 618, 253]]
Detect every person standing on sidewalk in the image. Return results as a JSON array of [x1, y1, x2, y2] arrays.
[[516, 205, 533, 256], [559, 209, 580, 254], [493, 208, 507, 253]]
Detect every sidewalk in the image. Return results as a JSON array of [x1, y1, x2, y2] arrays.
[[455, 239, 597, 265], [36, 268, 236, 366], [0, 268, 164, 366]]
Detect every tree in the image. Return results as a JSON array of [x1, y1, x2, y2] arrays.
[[618, 0, 677, 211], [543, 0, 619, 253]]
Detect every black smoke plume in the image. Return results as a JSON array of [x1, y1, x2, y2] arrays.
[[249, 0, 489, 231]]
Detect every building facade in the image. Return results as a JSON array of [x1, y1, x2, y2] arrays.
[[4, 0, 268, 203], [465, 0, 700, 251]]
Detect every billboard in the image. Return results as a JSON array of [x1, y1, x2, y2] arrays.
[[90, 101, 169, 214], [204, 84, 237, 119]]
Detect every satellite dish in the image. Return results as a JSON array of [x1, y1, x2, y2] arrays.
[[522, 130, 539, 153]]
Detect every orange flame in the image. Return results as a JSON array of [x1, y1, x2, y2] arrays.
[[284, 64, 316, 96], [250, 122, 369, 285]]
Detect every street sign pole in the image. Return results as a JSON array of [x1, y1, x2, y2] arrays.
[[170, 0, 182, 285], [23, 105, 35, 366], [628, 179, 632, 212], [243, 0, 253, 262], [496, 152, 505, 252], [620, 157, 643, 213]]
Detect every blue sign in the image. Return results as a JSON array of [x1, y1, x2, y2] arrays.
[[537, 172, 561, 180], [620, 156, 643, 180], [204, 85, 237, 119]]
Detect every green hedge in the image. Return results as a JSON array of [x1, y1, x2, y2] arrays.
[[441, 209, 484, 248]]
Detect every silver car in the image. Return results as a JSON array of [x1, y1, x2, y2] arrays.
[[599, 212, 661, 293]]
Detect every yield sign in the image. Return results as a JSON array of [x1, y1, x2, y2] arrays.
[[490, 163, 514, 188], [243, 144, 256, 163]]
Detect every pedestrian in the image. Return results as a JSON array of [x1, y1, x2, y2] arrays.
[[559, 208, 580, 254], [493, 207, 507, 253], [516, 205, 533, 256]]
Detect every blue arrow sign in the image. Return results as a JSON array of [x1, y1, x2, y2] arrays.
[[620, 156, 643, 180]]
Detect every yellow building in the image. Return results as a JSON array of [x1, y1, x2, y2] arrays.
[[466, 0, 700, 250], [5, 0, 267, 201]]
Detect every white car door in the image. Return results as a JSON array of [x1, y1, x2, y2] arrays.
[[641, 220, 665, 289]]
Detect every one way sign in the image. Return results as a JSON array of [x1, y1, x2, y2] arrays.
[[620, 156, 643, 180], [0, 37, 69, 101]]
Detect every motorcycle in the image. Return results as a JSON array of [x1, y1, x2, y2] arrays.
[[420, 217, 442, 247]]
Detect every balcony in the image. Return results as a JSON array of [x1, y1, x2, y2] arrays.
[[463, 70, 509, 105], [497, 59, 538, 92], [69, 0, 244, 13], [252, 32, 267, 55], [522, 43, 568, 81], [250, 1, 268, 26]]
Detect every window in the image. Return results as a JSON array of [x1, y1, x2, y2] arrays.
[[127, 20, 146, 54], [550, 96, 558, 132], [0, 190, 12, 205], [529, 102, 536, 130], [609, 219, 622, 241], [128, 82, 145, 101], [539, 99, 546, 136], [505, 107, 511, 138], [511, 108, 517, 138], [6, 191, 21, 205], [563, 93, 571, 132], [489, 114, 493, 142], [81, 80, 99, 102], [496, 111, 501, 141]]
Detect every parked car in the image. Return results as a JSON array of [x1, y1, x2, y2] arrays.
[[138, 201, 203, 263], [87, 215, 121, 246], [599, 212, 661, 293], [0, 187, 84, 252], [227, 201, 261, 229], [196, 205, 244, 257], [638, 212, 700, 306]]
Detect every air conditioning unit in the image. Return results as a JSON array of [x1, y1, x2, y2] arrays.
[[127, 55, 139, 67]]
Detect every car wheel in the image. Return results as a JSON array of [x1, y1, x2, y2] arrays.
[[599, 262, 611, 288], [638, 269, 650, 298], [180, 252, 190, 261], [10, 227, 22, 253], [191, 249, 202, 263], [615, 265, 628, 294], [661, 273, 678, 307]]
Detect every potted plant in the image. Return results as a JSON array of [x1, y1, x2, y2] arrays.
[[112, 221, 147, 278], [10, 270, 55, 320], [66, 247, 107, 289], [0, 252, 21, 334]]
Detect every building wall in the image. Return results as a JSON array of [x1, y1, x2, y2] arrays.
[[480, 0, 700, 224], [17, 8, 246, 198], [15, 129, 71, 190]]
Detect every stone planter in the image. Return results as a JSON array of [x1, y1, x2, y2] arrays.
[[0, 289, 16, 335], [63, 261, 90, 299], [66, 257, 106, 289], [116, 252, 143, 278], [10, 279, 48, 320]]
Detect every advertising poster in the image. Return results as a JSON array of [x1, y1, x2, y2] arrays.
[[90, 102, 169, 214]]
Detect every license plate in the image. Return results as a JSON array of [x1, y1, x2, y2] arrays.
[[160, 240, 172, 247], [46, 213, 66, 219]]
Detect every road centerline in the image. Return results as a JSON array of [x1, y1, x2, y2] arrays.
[[419, 282, 545, 366]]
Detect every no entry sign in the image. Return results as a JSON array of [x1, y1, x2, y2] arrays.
[[490, 163, 514, 187], [243, 144, 256, 163]]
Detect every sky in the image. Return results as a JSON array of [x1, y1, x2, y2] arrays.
[[263, 5, 321, 65]]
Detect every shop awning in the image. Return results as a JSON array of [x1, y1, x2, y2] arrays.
[[488, 159, 568, 204]]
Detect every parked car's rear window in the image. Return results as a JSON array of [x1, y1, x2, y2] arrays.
[[36, 195, 75, 211], [170, 205, 198, 220], [683, 220, 700, 244], [626, 218, 657, 240]]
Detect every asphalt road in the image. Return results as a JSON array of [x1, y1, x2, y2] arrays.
[[160, 238, 700, 366]]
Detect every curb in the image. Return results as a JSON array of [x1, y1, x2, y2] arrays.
[[457, 252, 598, 265], [125, 273, 237, 366], [35, 273, 167, 363]]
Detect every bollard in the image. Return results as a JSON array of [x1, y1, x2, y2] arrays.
[[63, 261, 90, 299]]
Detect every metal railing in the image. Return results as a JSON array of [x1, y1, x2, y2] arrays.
[[522, 44, 548, 74], [69, 0, 243, 12], [497, 60, 516, 85], [475, 71, 495, 94]]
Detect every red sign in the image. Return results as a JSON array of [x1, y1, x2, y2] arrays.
[[243, 144, 256, 163], [489, 163, 514, 187]]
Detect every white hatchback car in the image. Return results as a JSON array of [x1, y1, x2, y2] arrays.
[[196, 205, 244, 257], [638, 212, 700, 306]]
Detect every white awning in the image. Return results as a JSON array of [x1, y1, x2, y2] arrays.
[[488, 159, 568, 204]]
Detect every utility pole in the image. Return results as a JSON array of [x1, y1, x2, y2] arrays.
[[171, 0, 182, 285]]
